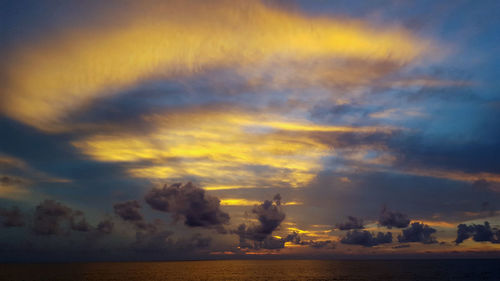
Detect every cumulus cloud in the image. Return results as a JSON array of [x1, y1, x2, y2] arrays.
[[0, 206, 25, 227], [145, 182, 230, 232], [33, 200, 75, 235], [96, 219, 114, 234], [113, 200, 155, 231], [70, 211, 92, 232], [398, 222, 437, 244], [455, 221, 500, 244], [113, 200, 144, 222], [284, 232, 334, 249], [233, 194, 286, 249], [336, 216, 364, 230], [340, 230, 393, 247], [379, 206, 410, 229], [32, 199, 105, 236]]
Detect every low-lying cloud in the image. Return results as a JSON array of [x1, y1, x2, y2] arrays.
[[233, 194, 286, 249], [0, 206, 24, 227], [398, 222, 437, 244], [455, 221, 500, 244], [145, 182, 230, 232], [341, 230, 393, 247], [33, 200, 89, 235], [379, 206, 410, 229], [336, 216, 364, 230]]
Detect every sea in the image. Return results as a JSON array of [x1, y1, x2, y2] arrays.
[[0, 259, 499, 281]]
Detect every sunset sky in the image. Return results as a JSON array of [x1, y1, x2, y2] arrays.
[[1, 0, 499, 262]]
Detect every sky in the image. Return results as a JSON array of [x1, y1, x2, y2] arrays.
[[1, 0, 500, 262]]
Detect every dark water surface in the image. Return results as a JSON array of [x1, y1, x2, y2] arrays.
[[1, 259, 499, 281]]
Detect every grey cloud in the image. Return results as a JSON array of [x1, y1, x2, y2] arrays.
[[237, 231, 333, 250], [33, 200, 74, 235], [233, 194, 286, 249], [455, 221, 500, 244], [145, 182, 230, 232], [0, 206, 25, 227], [33, 200, 107, 235], [96, 219, 114, 234], [379, 206, 410, 229], [70, 211, 92, 232], [133, 220, 211, 254], [341, 230, 392, 247], [398, 222, 437, 244], [288, 232, 334, 249], [233, 196, 332, 250], [113, 200, 143, 222], [113, 200, 156, 231], [336, 216, 364, 230], [306, 240, 334, 249]]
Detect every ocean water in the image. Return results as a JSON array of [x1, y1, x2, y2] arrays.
[[0, 259, 499, 281]]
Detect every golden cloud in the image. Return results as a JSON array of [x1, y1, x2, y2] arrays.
[[73, 108, 393, 188], [2, 0, 428, 131], [220, 198, 302, 206]]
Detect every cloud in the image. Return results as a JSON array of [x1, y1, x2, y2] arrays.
[[145, 182, 230, 232], [336, 216, 364, 230], [113, 200, 155, 231], [1, 0, 428, 131], [397, 222, 437, 244], [96, 219, 114, 234], [305, 240, 335, 249], [220, 198, 302, 206], [33, 199, 92, 235], [233, 194, 286, 248], [113, 200, 144, 222], [70, 211, 92, 232], [340, 230, 393, 247], [455, 222, 500, 244], [379, 206, 410, 229], [134, 229, 211, 254], [73, 108, 395, 190], [0, 206, 25, 227], [283, 232, 334, 249], [0, 175, 30, 199]]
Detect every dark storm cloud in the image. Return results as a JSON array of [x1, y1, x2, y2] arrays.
[[0, 206, 25, 227], [340, 230, 392, 247], [145, 182, 230, 232], [379, 206, 410, 229], [336, 216, 364, 230], [233, 194, 287, 249], [455, 222, 500, 244], [398, 222, 437, 244]]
